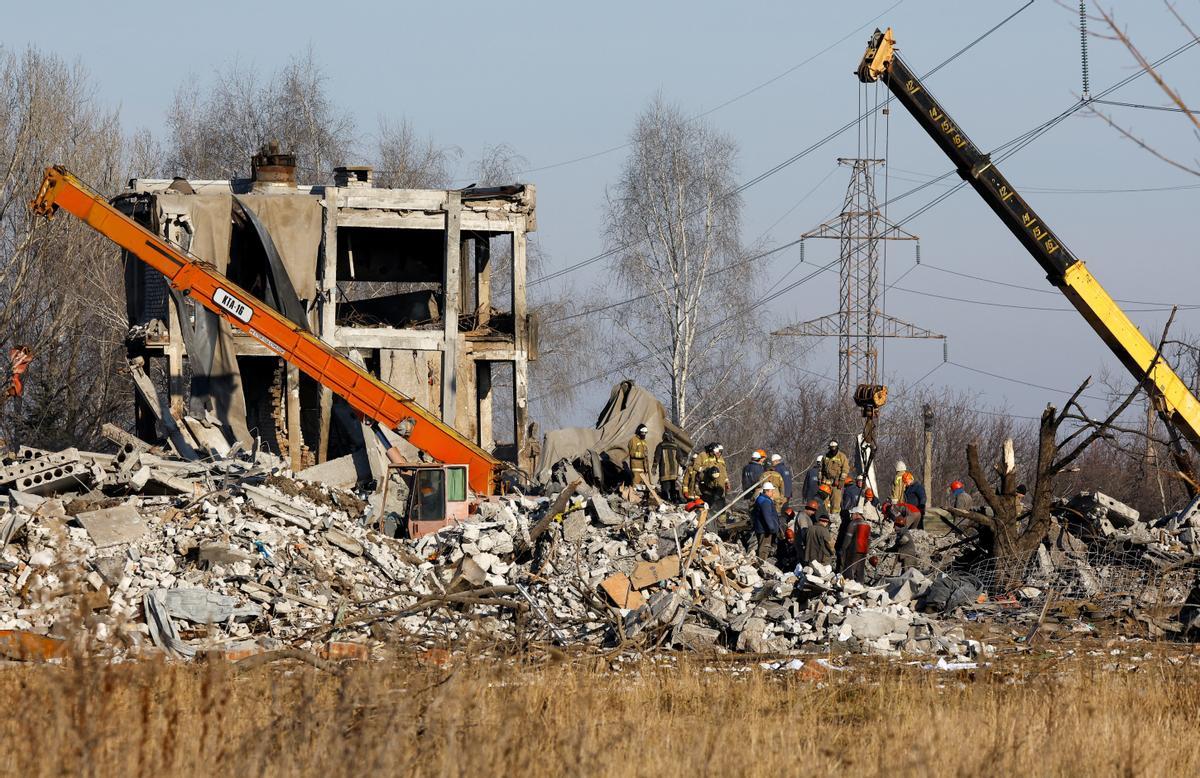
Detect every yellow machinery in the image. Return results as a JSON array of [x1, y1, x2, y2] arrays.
[[857, 28, 1200, 452]]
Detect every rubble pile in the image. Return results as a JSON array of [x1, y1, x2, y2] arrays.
[[417, 491, 988, 659], [0, 445, 989, 661], [1017, 491, 1198, 600]]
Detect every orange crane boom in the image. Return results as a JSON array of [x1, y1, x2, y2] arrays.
[[32, 166, 500, 494]]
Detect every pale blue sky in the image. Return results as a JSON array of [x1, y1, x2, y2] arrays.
[[5, 1, 1198, 425]]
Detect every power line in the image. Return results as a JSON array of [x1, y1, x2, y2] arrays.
[[946, 359, 1112, 403], [531, 255, 841, 402], [544, 163, 842, 325], [883, 170, 1200, 194], [530, 3, 1039, 288], [919, 261, 1199, 307], [534, 13, 1197, 407], [889, 281, 1199, 313], [544, 238, 803, 324], [1091, 98, 1196, 114], [515, 1, 908, 177], [876, 35, 1200, 222]]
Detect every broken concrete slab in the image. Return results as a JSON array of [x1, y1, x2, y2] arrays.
[[75, 505, 148, 548], [562, 510, 589, 543], [843, 611, 902, 641], [163, 588, 258, 624], [241, 484, 313, 530], [600, 572, 645, 609], [588, 494, 621, 526], [297, 448, 372, 488], [630, 555, 681, 590], [325, 529, 363, 556]]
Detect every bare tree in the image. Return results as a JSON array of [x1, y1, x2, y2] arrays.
[[0, 46, 134, 448], [374, 118, 460, 189], [603, 96, 756, 433], [1084, 3, 1200, 177], [165, 48, 354, 181], [474, 143, 525, 188]]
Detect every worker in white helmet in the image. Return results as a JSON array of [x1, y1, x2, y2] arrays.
[[770, 452, 794, 504], [751, 481, 782, 561], [803, 455, 824, 501], [742, 449, 766, 493], [891, 460, 908, 503]]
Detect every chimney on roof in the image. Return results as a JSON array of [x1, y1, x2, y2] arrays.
[[333, 166, 373, 188], [251, 141, 297, 190]]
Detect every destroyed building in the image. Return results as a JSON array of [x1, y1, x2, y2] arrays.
[[115, 145, 538, 475]]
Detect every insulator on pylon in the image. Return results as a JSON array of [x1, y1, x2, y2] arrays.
[[1080, 1, 1091, 101], [915, 241, 921, 264]]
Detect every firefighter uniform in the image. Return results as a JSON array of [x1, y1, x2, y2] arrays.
[[762, 468, 786, 510], [821, 448, 851, 513]]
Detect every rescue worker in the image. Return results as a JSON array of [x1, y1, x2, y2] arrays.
[[804, 511, 836, 567], [742, 450, 765, 492], [779, 506, 800, 569], [712, 443, 731, 496], [624, 424, 653, 502], [699, 454, 727, 513], [692, 444, 717, 495], [772, 453, 794, 504], [1015, 483, 1029, 512], [813, 482, 833, 517], [802, 456, 823, 501], [820, 440, 850, 513], [839, 507, 873, 583], [833, 494, 851, 571], [949, 480, 975, 511], [891, 460, 908, 503], [762, 458, 786, 511], [885, 503, 920, 572], [681, 452, 699, 499], [751, 481, 782, 561], [654, 430, 682, 503], [902, 470, 927, 529], [841, 475, 862, 519], [853, 487, 883, 527], [796, 498, 824, 563]]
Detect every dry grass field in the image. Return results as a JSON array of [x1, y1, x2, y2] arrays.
[[2, 647, 1199, 777]]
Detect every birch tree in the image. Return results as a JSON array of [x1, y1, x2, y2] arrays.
[[604, 96, 755, 432], [374, 117, 460, 189]]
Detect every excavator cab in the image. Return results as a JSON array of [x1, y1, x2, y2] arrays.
[[379, 463, 472, 539]]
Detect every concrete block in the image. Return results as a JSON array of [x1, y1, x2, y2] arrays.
[[588, 494, 621, 526], [844, 610, 900, 641], [76, 505, 148, 548]]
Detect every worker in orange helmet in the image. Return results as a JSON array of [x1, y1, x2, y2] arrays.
[[814, 481, 832, 516], [901, 469, 927, 529]]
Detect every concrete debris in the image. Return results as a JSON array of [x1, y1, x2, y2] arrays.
[[75, 505, 148, 548], [7, 439, 1196, 663]]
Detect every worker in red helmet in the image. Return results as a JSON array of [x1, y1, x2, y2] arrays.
[[949, 479, 975, 512]]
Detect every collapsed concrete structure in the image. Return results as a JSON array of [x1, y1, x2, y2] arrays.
[[0, 442, 991, 661], [116, 145, 538, 475]]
